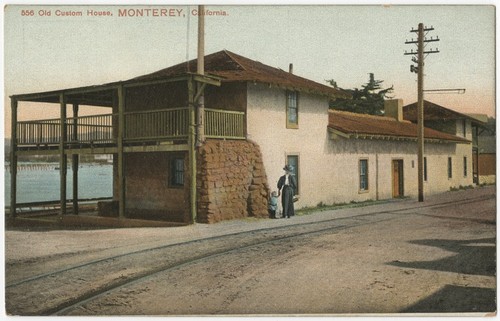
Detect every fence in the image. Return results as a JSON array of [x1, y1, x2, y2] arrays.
[[17, 119, 61, 145], [16, 107, 245, 146], [205, 108, 245, 139], [67, 114, 114, 143], [124, 108, 189, 141]]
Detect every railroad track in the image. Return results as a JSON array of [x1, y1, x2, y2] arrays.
[[6, 193, 494, 316]]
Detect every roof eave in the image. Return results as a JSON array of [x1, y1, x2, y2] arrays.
[[11, 73, 222, 106], [266, 82, 350, 100], [328, 127, 470, 144]]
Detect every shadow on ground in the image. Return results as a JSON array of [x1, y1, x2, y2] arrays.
[[401, 285, 496, 313], [389, 237, 496, 276], [389, 238, 496, 313]]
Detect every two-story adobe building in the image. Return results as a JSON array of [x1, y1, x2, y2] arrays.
[[9, 50, 473, 224]]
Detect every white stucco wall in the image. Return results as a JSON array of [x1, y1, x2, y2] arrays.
[[246, 83, 332, 208], [246, 83, 473, 209], [441, 119, 474, 189], [323, 139, 472, 205]]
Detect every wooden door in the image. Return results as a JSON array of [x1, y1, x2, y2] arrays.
[[392, 160, 404, 198]]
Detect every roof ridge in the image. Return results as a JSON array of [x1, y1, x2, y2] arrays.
[[329, 109, 469, 143], [223, 50, 303, 81], [222, 49, 248, 72], [131, 49, 350, 99]]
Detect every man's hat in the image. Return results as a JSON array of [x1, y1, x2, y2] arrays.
[[283, 165, 293, 172]]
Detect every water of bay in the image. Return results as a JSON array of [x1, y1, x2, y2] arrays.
[[4, 163, 113, 206]]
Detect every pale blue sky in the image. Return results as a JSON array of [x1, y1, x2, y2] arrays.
[[3, 4, 496, 135]]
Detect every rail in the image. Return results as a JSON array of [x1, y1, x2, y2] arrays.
[[15, 107, 245, 146], [17, 118, 61, 145], [124, 107, 189, 141], [67, 114, 114, 143], [205, 108, 245, 139], [17, 114, 114, 146]]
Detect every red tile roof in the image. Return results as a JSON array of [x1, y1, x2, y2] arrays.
[[131, 50, 350, 99], [328, 110, 470, 143]]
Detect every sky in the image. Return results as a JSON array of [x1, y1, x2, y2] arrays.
[[3, 3, 496, 137]]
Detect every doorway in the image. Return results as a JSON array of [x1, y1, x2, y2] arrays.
[[392, 159, 404, 198]]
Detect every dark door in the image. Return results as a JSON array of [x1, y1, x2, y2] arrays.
[[392, 160, 404, 198]]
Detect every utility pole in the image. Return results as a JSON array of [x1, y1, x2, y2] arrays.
[[189, 5, 206, 223], [196, 4, 205, 146], [405, 23, 439, 202]]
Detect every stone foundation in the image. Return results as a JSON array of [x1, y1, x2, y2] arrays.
[[197, 139, 270, 223]]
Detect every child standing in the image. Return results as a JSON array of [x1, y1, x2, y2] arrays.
[[268, 191, 279, 219]]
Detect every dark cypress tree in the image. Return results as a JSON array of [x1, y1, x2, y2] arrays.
[[328, 73, 394, 115]]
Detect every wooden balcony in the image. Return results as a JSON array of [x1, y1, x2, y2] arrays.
[[15, 107, 245, 154]]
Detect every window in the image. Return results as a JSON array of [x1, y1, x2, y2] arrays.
[[463, 156, 467, 177], [448, 157, 453, 179], [286, 91, 298, 128], [424, 157, 428, 182], [359, 159, 368, 191], [286, 155, 299, 194], [461, 119, 467, 137], [171, 158, 185, 186]]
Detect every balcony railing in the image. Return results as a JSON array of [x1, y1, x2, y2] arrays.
[[16, 107, 245, 147], [17, 118, 61, 145], [124, 108, 189, 141], [67, 114, 114, 143], [205, 108, 245, 139]]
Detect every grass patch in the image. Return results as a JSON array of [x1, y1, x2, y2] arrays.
[[296, 198, 394, 216], [450, 185, 475, 192]]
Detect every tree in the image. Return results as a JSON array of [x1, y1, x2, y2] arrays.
[[328, 73, 394, 115], [485, 117, 496, 135]]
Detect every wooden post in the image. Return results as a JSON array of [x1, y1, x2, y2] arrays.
[[59, 94, 67, 218], [197, 5, 205, 77], [10, 98, 18, 219], [72, 104, 79, 215], [475, 125, 480, 184], [196, 5, 205, 146], [417, 23, 425, 202], [188, 77, 197, 223], [117, 85, 125, 218]]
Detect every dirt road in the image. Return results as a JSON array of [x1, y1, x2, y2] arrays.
[[5, 186, 496, 316]]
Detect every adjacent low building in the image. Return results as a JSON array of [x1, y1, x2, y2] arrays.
[[477, 135, 496, 185], [328, 101, 471, 203], [403, 100, 489, 185]]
